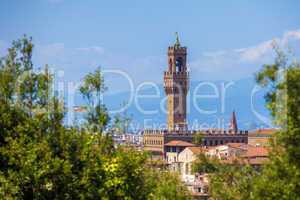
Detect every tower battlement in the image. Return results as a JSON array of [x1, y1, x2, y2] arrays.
[[167, 46, 187, 52], [143, 129, 248, 135], [164, 71, 189, 76]]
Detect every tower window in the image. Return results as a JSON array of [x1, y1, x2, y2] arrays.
[[175, 57, 183, 72], [169, 59, 173, 71]]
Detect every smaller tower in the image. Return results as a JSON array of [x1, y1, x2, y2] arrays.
[[229, 111, 238, 133]]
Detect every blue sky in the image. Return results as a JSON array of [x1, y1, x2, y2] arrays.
[[1, 0, 300, 93]]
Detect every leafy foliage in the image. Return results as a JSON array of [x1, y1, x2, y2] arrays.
[[209, 163, 257, 200], [192, 153, 220, 174], [0, 36, 189, 200], [112, 105, 132, 135], [80, 67, 110, 133], [250, 44, 300, 200], [192, 132, 204, 146], [148, 171, 191, 200]]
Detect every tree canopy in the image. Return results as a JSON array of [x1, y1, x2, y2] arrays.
[[0, 36, 190, 200]]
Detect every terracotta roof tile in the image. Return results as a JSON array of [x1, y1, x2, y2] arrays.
[[186, 147, 207, 154], [164, 140, 195, 147], [226, 143, 244, 148], [211, 143, 251, 150], [249, 128, 277, 136], [243, 146, 269, 158]]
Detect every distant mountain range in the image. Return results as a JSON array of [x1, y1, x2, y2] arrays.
[[71, 77, 272, 131]]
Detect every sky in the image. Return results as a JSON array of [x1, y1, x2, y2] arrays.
[[1, 0, 300, 94]]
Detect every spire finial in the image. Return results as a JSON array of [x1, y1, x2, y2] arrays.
[[230, 110, 238, 133], [174, 32, 180, 48]]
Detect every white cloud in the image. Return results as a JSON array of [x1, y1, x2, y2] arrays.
[[237, 39, 274, 62], [235, 29, 300, 63], [282, 29, 300, 46], [189, 29, 300, 81]]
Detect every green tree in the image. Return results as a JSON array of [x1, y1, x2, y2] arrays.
[[192, 131, 204, 145], [192, 153, 219, 174], [0, 36, 190, 200], [80, 67, 110, 133], [209, 164, 256, 200], [112, 103, 132, 135], [149, 171, 191, 200], [249, 45, 300, 200]]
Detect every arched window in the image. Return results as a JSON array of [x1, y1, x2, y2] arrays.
[[185, 163, 189, 175], [175, 57, 183, 72], [169, 59, 173, 71]]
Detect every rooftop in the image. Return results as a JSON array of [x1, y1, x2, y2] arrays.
[[164, 140, 195, 147], [208, 143, 251, 150], [226, 143, 245, 148], [243, 146, 269, 158], [249, 128, 278, 136], [186, 147, 207, 154]]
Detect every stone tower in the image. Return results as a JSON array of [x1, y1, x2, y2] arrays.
[[164, 33, 189, 131]]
